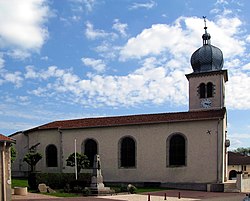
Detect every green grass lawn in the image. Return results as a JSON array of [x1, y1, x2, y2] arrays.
[[42, 191, 81, 197], [11, 178, 168, 197], [11, 178, 28, 188]]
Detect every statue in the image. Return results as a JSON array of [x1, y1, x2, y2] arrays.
[[88, 155, 112, 194]]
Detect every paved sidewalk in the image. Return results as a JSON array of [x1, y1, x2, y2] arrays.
[[12, 190, 246, 201], [100, 194, 199, 201]]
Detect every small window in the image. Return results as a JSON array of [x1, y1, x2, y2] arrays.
[[207, 82, 213, 98], [169, 134, 186, 166], [120, 137, 136, 168], [83, 139, 98, 168], [199, 82, 214, 98], [46, 144, 58, 167], [199, 83, 206, 98]]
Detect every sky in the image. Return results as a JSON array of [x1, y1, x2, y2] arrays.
[[0, 0, 250, 150]]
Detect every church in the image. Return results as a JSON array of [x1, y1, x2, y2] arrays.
[[11, 22, 230, 191]]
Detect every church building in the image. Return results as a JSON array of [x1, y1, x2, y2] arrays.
[[11, 22, 230, 191]]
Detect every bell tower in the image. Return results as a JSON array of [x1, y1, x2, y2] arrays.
[[186, 17, 228, 111]]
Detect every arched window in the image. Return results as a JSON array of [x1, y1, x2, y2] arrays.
[[229, 170, 237, 180], [46, 144, 58, 167], [83, 139, 98, 168], [169, 134, 186, 166], [207, 82, 213, 98], [199, 83, 206, 98], [199, 82, 214, 99], [120, 137, 136, 168]]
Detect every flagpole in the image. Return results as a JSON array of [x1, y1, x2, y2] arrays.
[[74, 138, 77, 180]]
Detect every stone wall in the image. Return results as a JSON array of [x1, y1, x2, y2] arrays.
[[236, 173, 250, 192]]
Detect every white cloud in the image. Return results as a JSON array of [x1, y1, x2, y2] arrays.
[[7, 49, 31, 60], [112, 19, 128, 37], [228, 132, 250, 150], [2, 71, 23, 87], [1, 8, 248, 110], [0, 54, 5, 68], [0, 0, 50, 58], [41, 56, 49, 61], [215, 0, 229, 5], [82, 0, 96, 12], [24, 59, 188, 108], [226, 71, 250, 109], [81, 57, 106, 73], [119, 18, 199, 61], [0, 121, 35, 131], [95, 42, 121, 59], [242, 63, 250, 70], [246, 35, 250, 43], [70, 0, 96, 12], [25, 65, 66, 80], [129, 0, 156, 10], [120, 16, 245, 61], [85, 21, 117, 40], [25, 66, 38, 79]]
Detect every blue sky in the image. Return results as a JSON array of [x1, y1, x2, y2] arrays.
[[0, 0, 250, 150]]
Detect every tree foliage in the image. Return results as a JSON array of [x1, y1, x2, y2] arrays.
[[23, 152, 42, 172], [66, 152, 90, 176], [11, 144, 16, 163], [233, 147, 250, 156]]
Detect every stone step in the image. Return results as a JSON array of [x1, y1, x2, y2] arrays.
[[224, 188, 240, 193], [224, 182, 240, 193]]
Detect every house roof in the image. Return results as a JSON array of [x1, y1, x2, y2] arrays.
[[24, 108, 226, 133], [228, 151, 250, 165], [0, 134, 15, 143]]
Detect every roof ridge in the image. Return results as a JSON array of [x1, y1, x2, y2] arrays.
[[22, 108, 226, 133]]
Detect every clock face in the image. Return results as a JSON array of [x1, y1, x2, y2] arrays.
[[201, 99, 212, 108]]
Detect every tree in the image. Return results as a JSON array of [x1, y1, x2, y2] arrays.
[[233, 147, 250, 156], [11, 144, 16, 163], [66, 152, 90, 177], [23, 152, 42, 172]]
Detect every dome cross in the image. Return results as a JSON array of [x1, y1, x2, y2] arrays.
[[202, 16, 211, 45]]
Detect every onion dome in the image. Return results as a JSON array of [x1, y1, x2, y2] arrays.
[[190, 17, 224, 73]]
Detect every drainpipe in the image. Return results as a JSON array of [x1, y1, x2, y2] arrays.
[[2, 141, 7, 201], [58, 128, 63, 173], [216, 119, 220, 183], [217, 118, 223, 183]]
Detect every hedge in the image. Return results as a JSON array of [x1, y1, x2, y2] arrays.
[[28, 172, 91, 190]]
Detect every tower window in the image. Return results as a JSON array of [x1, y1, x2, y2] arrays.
[[199, 82, 214, 98], [199, 83, 206, 98], [207, 82, 213, 98]]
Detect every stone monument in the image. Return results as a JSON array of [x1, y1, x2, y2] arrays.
[[89, 154, 112, 194]]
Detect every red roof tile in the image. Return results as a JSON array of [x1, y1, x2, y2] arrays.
[[0, 134, 15, 143], [25, 108, 226, 132], [228, 151, 250, 165]]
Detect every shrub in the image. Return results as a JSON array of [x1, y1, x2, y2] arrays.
[[120, 185, 128, 192], [127, 184, 137, 194], [28, 173, 91, 190]]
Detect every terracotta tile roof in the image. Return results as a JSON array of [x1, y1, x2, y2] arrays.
[[25, 108, 226, 132], [228, 151, 250, 165], [0, 134, 15, 143]]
